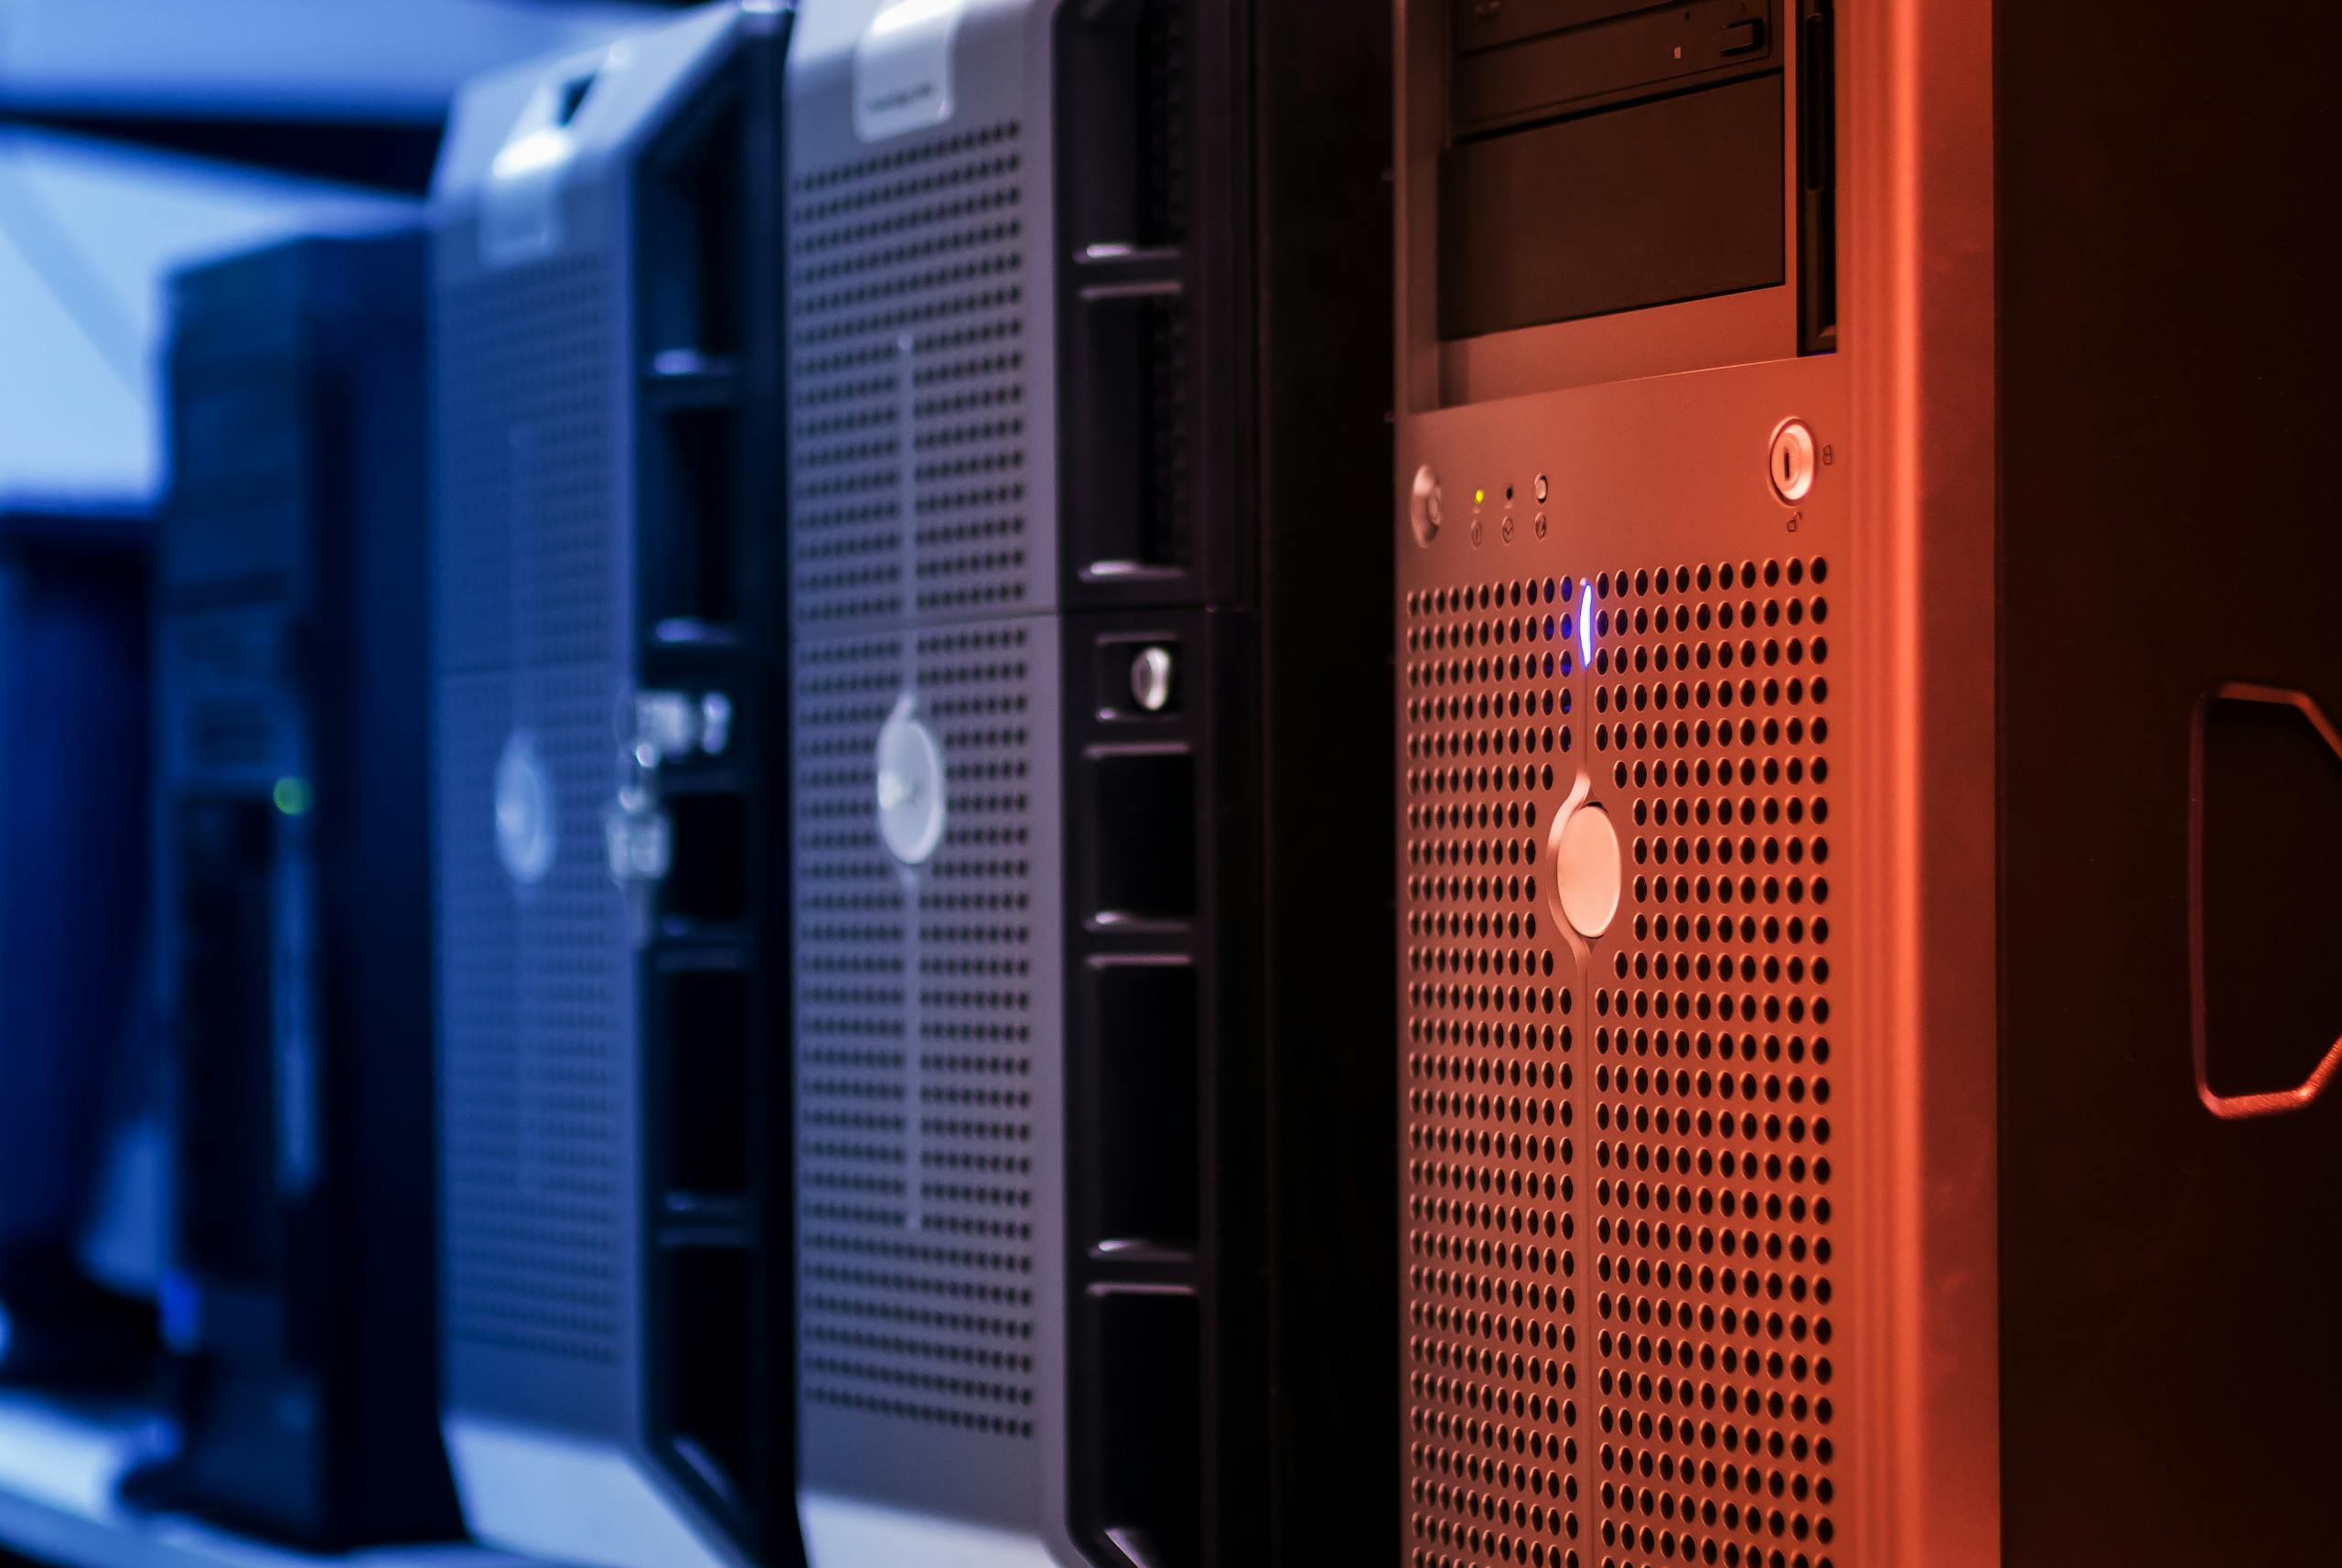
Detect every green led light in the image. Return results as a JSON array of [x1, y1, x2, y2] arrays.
[[273, 777, 313, 817]]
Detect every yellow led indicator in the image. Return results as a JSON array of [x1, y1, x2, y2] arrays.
[[1474, 488, 1486, 506]]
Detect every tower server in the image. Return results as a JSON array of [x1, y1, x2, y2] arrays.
[[428, 6, 792, 1566], [1391, 5, 2339, 1567], [785, 5, 1392, 1565], [137, 229, 456, 1547]]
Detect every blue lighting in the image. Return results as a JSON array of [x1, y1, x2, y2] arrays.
[[1577, 583, 1594, 667]]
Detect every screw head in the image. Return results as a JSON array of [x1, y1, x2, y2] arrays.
[[1129, 646, 1176, 713]]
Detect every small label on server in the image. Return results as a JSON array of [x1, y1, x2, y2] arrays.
[[854, 0, 962, 144]]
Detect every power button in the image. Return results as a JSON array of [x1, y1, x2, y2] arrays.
[[1410, 464, 1443, 545], [1768, 419, 1817, 504]]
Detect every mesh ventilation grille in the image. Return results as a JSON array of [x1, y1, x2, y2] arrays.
[[434, 250, 626, 1362], [794, 624, 1040, 1437], [1402, 573, 1584, 1568], [789, 123, 1033, 627], [1402, 558, 1842, 1568]]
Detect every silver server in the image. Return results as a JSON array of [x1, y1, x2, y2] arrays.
[[786, 3, 1394, 1565]]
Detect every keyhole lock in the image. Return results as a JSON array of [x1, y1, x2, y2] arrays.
[[1768, 419, 1817, 504]]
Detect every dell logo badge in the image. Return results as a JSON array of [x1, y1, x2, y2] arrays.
[[494, 731, 558, 887], [875, 695, 947, 866]]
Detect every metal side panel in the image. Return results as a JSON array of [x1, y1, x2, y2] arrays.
[[1997, 2, 2342, 1563]]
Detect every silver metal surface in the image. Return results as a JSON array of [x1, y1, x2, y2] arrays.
[[1128, 645, 1176, 713]]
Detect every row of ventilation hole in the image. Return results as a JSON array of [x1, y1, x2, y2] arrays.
[[790, 211, 1021, 294], [1410, 1019, 1575, 1057], [790, 119, 1020, 199], [1410, 911, 1543, 945], [800, 1232, 1030, 1275], [804, 1322, 1033, 1374], [801, 1294, 1031, 1342], [800, 1258, 1031, 1308]]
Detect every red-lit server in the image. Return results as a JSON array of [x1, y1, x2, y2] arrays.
[[1390, 4, 2338, 1566]]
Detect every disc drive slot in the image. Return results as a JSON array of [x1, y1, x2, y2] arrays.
[[1451, 0, 1776, 134], [1439, 72, 1783, 337]]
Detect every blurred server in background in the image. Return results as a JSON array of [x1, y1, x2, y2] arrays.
[[784, 4, 1392, 1565], [428, 5, 795, 1566], [123, 226, 459, 1549], [0, 510, 153, 1386], [3, 119, 429, 1397]]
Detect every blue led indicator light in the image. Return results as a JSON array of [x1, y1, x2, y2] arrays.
[[1577, 584, 1595, 667]]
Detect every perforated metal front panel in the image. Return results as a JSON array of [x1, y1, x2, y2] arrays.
[[785, 0, 1070, 1538], [1401, 571, 1585, 1568], [434, 242, 633, 1381], [1583, 556, 1840, 1568], [1400, 552, 1842, 1568], [786, 120, 1045, 628], [790, 618, 1061, 1521], [790, 620, 1061, 1520]]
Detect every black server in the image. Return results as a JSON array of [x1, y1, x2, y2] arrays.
[[428, 5, 794, 1566], [0, 511, 151, 1386], [1388, 4, 2339, 1567], [784, 5, 1392, 1565], [132, 228, 457, 1547]]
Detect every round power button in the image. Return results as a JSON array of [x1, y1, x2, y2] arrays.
[[1769, 420, 1818, 504], [1410, 465, 1443, 546]]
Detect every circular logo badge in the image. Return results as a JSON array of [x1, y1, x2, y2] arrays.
[[1551, 801, 1622, 940], [874, 694, 946, 866], [494, 730, 558, 886]]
